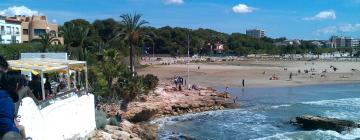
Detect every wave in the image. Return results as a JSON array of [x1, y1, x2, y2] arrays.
[[302, 98, 360, 108], [253, 128, 360, 140], [271, 104, 291, 109]]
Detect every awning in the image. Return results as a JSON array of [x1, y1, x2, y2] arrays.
[[8, 59, 87, 74]]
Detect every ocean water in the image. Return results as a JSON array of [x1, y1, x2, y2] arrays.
[[153, 83, 360, 140]]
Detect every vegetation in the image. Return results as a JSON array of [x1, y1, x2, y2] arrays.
[[0, 12, 358, 111], [95, 110, 107, 129], [32, 33, 59, 52], [113, 13, 150, 76]]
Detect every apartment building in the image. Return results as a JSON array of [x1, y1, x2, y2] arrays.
[[12, 15, 63, 45], [328, 36, 359, 48], [0, 17, 22, 44], [246, 29, 265, 39]]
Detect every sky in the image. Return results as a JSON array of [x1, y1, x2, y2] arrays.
[[0, 0, 360, 40]]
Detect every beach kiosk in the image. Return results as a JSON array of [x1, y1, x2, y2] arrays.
[[7, 53, 96, 140], [8, 53, 89, 101]]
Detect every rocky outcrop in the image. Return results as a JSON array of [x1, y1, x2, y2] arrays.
[[292, 115, 360, 132], [90, 120, 157, 140], [95, 85, 237, 139], [122, 85, 230, 122]]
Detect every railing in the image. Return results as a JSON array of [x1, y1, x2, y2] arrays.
[[38, 88, 88, 110]]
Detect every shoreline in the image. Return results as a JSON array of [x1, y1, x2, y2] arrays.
[[93, 84, 235, 140], [93, 59, 360, 139]]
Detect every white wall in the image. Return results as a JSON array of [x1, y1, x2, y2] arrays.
[[0, 19, 22, 44], [17, 94, 96, 140]]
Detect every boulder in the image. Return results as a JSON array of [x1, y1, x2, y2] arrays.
[[124, 107, 159, 123], [104, 125, 119, 133], [292, 115, 360, 132], [222, 103, 240, 109], [113, 130, 131, 140], [131, 123, 158, 140]]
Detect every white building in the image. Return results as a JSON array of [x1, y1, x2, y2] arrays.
[[246, 29, 265, 39], [0, 18, 22, 44]]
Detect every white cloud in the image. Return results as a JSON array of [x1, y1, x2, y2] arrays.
[[315, 26, 337, 35], [232, 4, 255, 14], [163, 0, 184, 5], [316, 23, 360, 35], [303, 10, 336, 20], [0, 6, 41, 16], [338, 24, 360, 32]]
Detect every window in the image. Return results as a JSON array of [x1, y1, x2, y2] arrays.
[[11, 36, 17, 44], [15, 27, 19, 35], [34, 29, 46, 36], [23, 29, 29, 35], [6, 26, 11, 34], [0, 26, 4, 35]]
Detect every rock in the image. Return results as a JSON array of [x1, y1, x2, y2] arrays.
[[91, 131, 112, 140], [199, 92, 206, 96], [111, 134, 119, 140], [131, 123, 158, 140], [113, 130, 131, 140], [124, 107, 158, 122], [119, 120, 134, 133], [131, 137, 142, 140], [222, 103, 240, 109], [292, 115, 360, 132], [104, 125, 119, 133]]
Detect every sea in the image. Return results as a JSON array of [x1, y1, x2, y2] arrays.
[[153, 83, 360, 140]]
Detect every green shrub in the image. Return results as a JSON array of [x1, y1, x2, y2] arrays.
[[95, 110, 107, 129], [108, 116, 119, 126], [143, 74, 159, 93]]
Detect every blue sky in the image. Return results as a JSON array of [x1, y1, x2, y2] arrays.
[[0, 0, 360, 40]]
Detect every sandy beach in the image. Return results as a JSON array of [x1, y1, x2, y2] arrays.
[[139, 60, 360, 88]]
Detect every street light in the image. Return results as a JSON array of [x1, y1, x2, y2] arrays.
[[187, 30, 190, 89]]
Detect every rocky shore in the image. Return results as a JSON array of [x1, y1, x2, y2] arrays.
[[91, 84, 236, 140]]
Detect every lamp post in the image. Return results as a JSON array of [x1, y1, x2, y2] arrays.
[[187, 30, 190, 89]]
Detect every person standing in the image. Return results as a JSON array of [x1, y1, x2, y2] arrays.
[[289, 72, 293, 81], [242, 79, 245, 88], [0, 55, 22, 140]]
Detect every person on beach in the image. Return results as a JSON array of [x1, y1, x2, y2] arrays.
[[289, 72, 293, 81], [242, 79, 245, 87], [225, 87, 229, 92], [233, 96, 238, 103]]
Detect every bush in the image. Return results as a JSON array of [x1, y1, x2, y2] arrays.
[[143, 74, 159, 93], [95, 110, 107, 129], [108, 116, 119, 126]]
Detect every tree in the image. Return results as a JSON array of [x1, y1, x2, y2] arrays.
[[77, 26, 90, 61], [35, 33, 58, 52], [113, 13, 149, 76], [60, 23, 76, 53]]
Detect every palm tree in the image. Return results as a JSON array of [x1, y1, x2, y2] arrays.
[[75, 26, 90, 61], [60, 23, 76, 53], [113, 13, 149, 76], [37, 33, 57, 52]]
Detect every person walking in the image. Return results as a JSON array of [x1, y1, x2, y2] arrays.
[[289, 72, 293, 81]]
